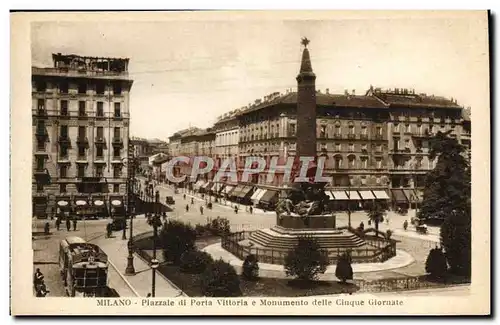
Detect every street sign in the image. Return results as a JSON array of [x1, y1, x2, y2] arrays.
[[150, 259, 159, 269]]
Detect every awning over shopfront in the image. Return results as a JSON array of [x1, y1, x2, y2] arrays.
[[229, 185, 244, 197], [75, 200, 88, 207], [253, 189, 268, 204], [358, 190, 376, 200], [57, 200, 69, 207], [414, 189, 424, 202], [94, 200, 105, 206], [259, 189, 278, 203], [251, 188, 264, 201], [324, 191, 335, 200], [346, 191, 361, 200], [331, 191, 349, 200], [238, 186, 254, 199], [403, 189, 419, 203], [391, 189, 408, 203], [372, 190, 390, 200], [223, 185, 235, 195], [111, 199, 123, 207]]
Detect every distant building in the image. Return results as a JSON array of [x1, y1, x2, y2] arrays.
[[32, 53, 133, 219]]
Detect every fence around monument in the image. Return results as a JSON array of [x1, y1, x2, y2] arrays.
[[221, 231, 397, 265]]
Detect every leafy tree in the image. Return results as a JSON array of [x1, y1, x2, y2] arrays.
[[179, 249, 214, 274], [335, 252, 353, 283], [418, 131, 471, 276], [367, 202, 385, 236], [242, 254, 259, 281], [201, 259, 242, 297], [284, 236, 329, 282], [159, 220, 197, 264], [425, 247, 448, 278]]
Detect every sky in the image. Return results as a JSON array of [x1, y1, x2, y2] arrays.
[[31, 12, 489, 141]]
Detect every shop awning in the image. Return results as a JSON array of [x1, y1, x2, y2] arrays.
[[331, 191, 349, 200], [251, 188, 264, 201], [403, 189, 418, 202], [201, 182, 211, 189], [324, 191, 335, 200], [224, 185, 235, 194], [391, 189, 408, 203], [94, 200, 105, 206], [75, 200, 88, 206], [253, 189, 268, 204], [229, 185, 244, 197], [372, 190, 390, 200], [111, 199, 123, 207], [346, 191, 361, 200], [414, 189, 424, 202], [260, 190, 278, 203], [358, 190, 376, 200], [238, 186, 254, 198]]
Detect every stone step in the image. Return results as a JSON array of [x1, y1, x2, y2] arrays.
[[249, 228, 366, 251]]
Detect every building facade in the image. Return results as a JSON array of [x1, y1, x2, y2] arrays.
[[32, 53, 133, 219]]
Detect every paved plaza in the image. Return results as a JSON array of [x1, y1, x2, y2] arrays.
[[31, 176, 445, 297]]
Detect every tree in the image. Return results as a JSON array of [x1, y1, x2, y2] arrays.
[[284, 236, 329, 282], [179, 249, 214, 274], [425, 247, 448, 279], [418, 131, 471, 276], [335, 252, 353, 283], [159, 220, 197, 264], [201, 259, 242, 297], [242, 254, 259, 281], [367, 202, 385, 236]]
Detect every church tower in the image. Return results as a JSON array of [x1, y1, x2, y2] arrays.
[[295, 37, 317, 159]]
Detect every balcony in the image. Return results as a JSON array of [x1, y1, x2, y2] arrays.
[[112, 137, 124, 147], [36, 109, 48, 118], [95, 136, 106, 144], [77, 136, 89, 145], [35, 129, 49, 140], [333, 134, 343, 139], [360, 134, 368, 140], [374, 134, 384, 140], [113, 114, 123, 121], [58, 135, 71, 143], [360, 149, 369, 156], [347, 134, 356, 140]]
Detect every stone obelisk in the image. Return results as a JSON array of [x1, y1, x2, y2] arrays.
[[296, 37, 317, 159]]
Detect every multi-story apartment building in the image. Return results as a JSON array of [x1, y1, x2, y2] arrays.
[[213, 112, 240, 162], [32, 53, 133, 219]]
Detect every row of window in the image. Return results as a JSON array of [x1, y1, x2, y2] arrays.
[[35, 80, 123, 95], [36, 99, 123, 117], [35, 156, 125, 178], [36, 122, 122, 140], [35, 183, 121, 194]]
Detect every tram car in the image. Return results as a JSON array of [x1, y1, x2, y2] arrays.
[[59, 236, 108, 297]]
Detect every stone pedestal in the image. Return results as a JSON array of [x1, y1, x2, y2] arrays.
[[277, 213, 336, 229]]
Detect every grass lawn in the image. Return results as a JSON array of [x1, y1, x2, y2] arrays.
[[157, 263, 359, 297]]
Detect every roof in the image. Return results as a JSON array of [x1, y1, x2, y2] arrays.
[[372, 92, 461, 109]]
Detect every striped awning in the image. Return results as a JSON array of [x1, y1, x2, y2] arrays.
[[404, 189, 419, 202], [230, 185, 244, 197], [358, 190, 376, 200], [253, 189, 268, 203], [332, 191, 349, 200], [251, 188, 264, 200], [238, 186, 254, 198], [346, 191, 361, 200], [324, 191, 335, 200], [372, 190, 390, 200], [224, 185, 235, 194], [260, 190, 278, 203]]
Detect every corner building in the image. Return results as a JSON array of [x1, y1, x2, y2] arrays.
[[32, 53, 133, 219]]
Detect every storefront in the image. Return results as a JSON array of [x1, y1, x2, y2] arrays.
[[32, 195, 48, 219], [371, 190, 391, 209], [329, 190, 349, 211], [236, 185, 255, 204], [92, 197, 109, 219], [228, 184, 244, 199], [250, 188, 265, 205], [109, 196, 126, 219], [56, 197, 72, 220], [358, 190, 376, 209], [391, 189, 409, 209], [223, 184, 236, 198]]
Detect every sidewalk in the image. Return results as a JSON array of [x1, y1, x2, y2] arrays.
[[92, 231, 185, 298]]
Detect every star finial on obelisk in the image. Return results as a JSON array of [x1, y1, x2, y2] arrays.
[[301, 37, 310, 48]]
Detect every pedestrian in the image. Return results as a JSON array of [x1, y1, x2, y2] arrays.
[[106, 223, 112, 238], [191, 198, 194, 205], [186, 204, 189, 212], [44, 222, 50, 235], [200, 206, 204, 215], [403, 219, 408, 231], [55, 218, 61, 231], [183, 194, 186, 200], [66, 218, 71, 231], [249, 206, 253, 214], [234, 205, 238, 214], [73, 218, 77, 231], [34, 268, 44, 287], [36, 282, 49, 297]]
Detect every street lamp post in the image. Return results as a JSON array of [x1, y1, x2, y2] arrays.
[[150, 190, 161, 297], [124, 152, 137, 275]]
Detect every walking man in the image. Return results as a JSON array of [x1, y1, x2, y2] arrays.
[[200, 206, 204, 215], [72, 218, 77, 231], [66, 218, 71, 231]]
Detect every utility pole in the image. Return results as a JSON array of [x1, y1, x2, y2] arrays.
[[125, 143, 136, 275]]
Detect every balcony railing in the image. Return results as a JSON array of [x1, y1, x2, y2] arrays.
[[347, 134, 356, 139], [333, 134, 343, 139], [35, 129, 49, 138], [360, 134, 368, 140], [374, 134, 384, 140], [112, 137, 123, 144], [95, 137, 106, 144], [77, 136, 89, 144], [58, 135, 70, 143]]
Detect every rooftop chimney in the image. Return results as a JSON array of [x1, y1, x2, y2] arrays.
[[326, 88, 330, 94]]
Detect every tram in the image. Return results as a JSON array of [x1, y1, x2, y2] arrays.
[[59, 236, 109, 297]]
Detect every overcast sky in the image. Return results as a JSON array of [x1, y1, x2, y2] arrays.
[[31, 12, 488, 141]]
